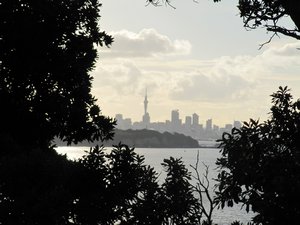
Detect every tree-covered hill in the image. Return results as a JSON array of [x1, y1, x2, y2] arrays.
[[108, 129, 200, 148], [56, 129, 200, 148]]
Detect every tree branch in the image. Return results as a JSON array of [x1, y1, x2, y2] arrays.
[[190, 151, 217, 225]]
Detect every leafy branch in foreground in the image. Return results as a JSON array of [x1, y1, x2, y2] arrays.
[[0, 0, 115, 150], [215, 86, 300, 225], [162, 157, 201, 225]]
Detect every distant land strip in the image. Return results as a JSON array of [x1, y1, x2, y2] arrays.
[[55, 129, 202, 148]]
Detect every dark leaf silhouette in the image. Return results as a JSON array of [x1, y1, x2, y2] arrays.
[[0, 0, 115, 150], [215, 87, 300, 225]]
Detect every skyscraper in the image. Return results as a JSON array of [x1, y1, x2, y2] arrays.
[[171, 110, 180, 125], [206, 119, 212, 131], [185, 116, 192, 126], [192, 113, 199, 126], [233, 120, 242, 129]]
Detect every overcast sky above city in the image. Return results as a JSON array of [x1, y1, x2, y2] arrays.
[[91, 0, 300, 127]]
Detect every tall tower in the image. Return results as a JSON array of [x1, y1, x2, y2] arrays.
[[142, 89, 150, 126], [144, 89, 148, 115]]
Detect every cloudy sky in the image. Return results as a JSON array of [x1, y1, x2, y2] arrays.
[[91, 0, 300, 127]]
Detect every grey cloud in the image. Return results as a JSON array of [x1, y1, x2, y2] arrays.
[[249, 41, 300, 79], [266, 42, 300, 57], [93, 62, 142, 95], [101, 29, 191, 58], [170, 73, 255, 102], [93, 62, 161, 97]]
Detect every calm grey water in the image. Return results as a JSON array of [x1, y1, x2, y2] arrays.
[[56, 146, 255, 225]]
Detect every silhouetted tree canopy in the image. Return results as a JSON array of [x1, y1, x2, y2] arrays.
[[0, 144, 207, 225], [147, 0, 300, 42], [161, 157, 201, 225], [0, 0, 115, 150], [0, 147, 77, 225], [215, 86, 300, 225]]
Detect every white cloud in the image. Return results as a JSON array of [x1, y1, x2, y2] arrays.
[[101, 29, 192, 58]]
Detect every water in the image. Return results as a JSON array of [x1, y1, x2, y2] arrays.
[[56, 146, 255, 225]]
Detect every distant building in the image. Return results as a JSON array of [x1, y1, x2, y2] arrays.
[[171, 110, 181, 126], [225, 124, 233, 132], [185, 116, 192, 127], [115, 114, 132, 130], [213, 125, 219, 132], [115, 114, 123, 123], [142, 113, 150, 125], [233, 120, 242, 129], [220, 128, 226, 134], [132, 121, 144, 130], [192, 113, 199, 126], [206, 119, 212, 131], [123, 118, 132, 129]]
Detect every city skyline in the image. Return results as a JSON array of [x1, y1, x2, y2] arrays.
[[116, 91, 241, 128], [115, 92, 242, 140]]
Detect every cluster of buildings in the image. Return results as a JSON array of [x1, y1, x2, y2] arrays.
[[115, 91, 242, 140]]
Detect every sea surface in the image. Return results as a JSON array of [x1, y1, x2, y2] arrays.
[[56, 146, 255, 225]]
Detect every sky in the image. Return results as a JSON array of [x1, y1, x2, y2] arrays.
[[91, 0, 300, 127]]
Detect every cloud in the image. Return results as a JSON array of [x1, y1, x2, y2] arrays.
[[170, 72, 256, 102], [250, 42, 300, 80], [169, 41, 300, 108], [93, 62, 142, 95], [94, 40, 300, 104], [265, 42, 300, 57], [101, 29, 191, 58]]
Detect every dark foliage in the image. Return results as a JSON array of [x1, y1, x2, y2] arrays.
[[0, 144, 153, 224], [235, 0, 300, 47], [237, 0, 300, 41], [0, 143, 205, 225], [0, 0, 115, 150], [76, 145, 205, 225], [0, 147, 78, 225], [73, 144, 164, 225], [162, 157, 201, 225], [215, 86, 300, 225]]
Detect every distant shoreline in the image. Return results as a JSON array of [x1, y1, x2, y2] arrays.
[[198, 145, 219, 149]]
